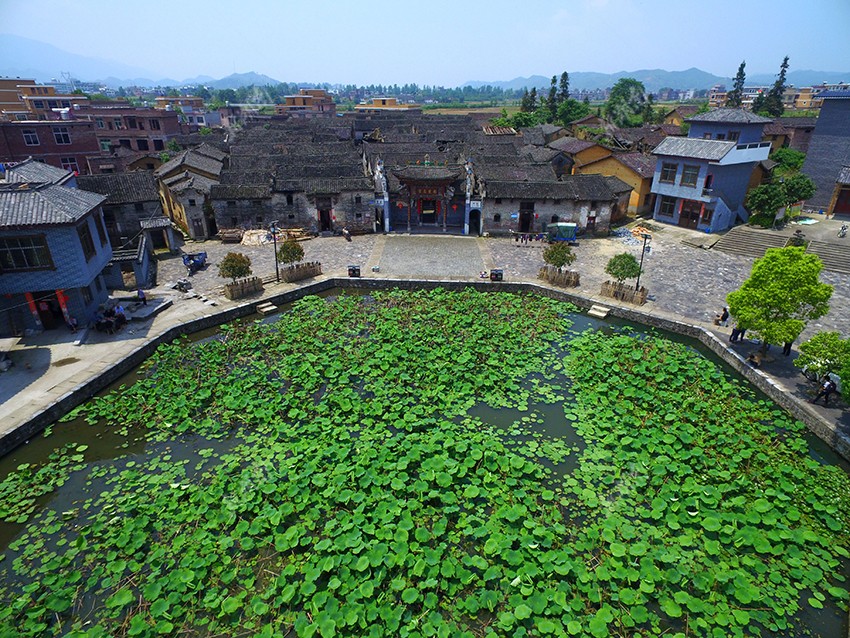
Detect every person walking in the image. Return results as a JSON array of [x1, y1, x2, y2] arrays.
[[782, 341, 793, 356], [811, 377, 837, 406], [137, 288, 147, 306]]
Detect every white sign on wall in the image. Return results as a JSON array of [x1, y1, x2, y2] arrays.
[[470, 200, 483, 208]]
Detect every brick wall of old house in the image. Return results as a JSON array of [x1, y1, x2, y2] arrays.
[[481, 199, 612, 235]]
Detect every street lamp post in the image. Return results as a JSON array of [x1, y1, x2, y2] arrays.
[[635, 233, 651, 291], [270, 221, 280, 283]]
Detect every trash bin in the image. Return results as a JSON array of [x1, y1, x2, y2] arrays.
[[348, 265, 361, 278], [490, 269, 503, 282]]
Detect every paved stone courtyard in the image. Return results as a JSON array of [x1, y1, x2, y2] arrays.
[[156, 218, 849, 343]]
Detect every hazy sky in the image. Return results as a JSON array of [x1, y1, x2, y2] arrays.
[[2, 0, 848, 85]]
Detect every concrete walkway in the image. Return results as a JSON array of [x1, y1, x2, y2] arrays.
[[0, 225, 847, 459]]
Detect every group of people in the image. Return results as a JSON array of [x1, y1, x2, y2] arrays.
[[514, 233, 544, 244], [93, 304, 127, 335], [714, 305, 841, 406]]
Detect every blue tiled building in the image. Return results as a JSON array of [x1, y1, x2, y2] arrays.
[[0, 179, 111, 336], [650, 109, 772, 232]]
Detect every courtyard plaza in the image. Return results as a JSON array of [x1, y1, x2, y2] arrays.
[[1, 217, 848, 455]]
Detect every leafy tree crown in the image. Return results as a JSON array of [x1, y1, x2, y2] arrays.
[[218, 252, 252, 282], [542, 243, 576, 271], [605, 252, 642, 283], [277, 238, 305, 265]]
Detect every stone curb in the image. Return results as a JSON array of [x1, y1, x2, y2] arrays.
[[2, 276, 847, 465]]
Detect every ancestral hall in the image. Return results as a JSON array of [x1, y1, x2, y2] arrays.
[[207, 113, 630, 237]]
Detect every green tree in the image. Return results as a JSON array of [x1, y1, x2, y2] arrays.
[[547, 76, 558, 122], [277, 238, 304, 266], [606, 78, 646, 127], [218, 252, 252, 282], [726, 247, 832, 354], [793, 332, 850, 381], [641, 94, 658, 124], [542, 243, 576, 271], [726, 61, 746, 108], [605, 252, 641, 284], [771, 147, 806, 176], [558, 72, 570, 104], [520, 88, 533, 113], [761, 56, 790, 117], [557, 99, 591, 126], [746, 174, 815, 221]]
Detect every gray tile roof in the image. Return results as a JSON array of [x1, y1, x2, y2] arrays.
[[155, 149, 223, 178], [391, 166, 462, 182], [547, 136, 596, 155], [652, 137, 735, 161], [837, 165, 850, 186], [686, 108, 773, 124], [211, 184, 271, 199], [0, 182, 106, 228], [483, 175, 619, 201], [77, 171, 159, 204], [613, 152, 656, 178], [604, 175, 632, 194], [4, 159, 73, 185]]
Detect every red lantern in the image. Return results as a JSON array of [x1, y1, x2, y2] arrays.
[[452, 204, 458, 211]]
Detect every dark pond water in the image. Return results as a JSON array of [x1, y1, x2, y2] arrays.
[[0, 289, 847, 637]]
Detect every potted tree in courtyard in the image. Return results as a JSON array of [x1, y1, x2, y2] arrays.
[[219, 252, 260, 300], [603, 252, 642, 302], [540, 243, 579, 287], [276, 237, 322, 282]]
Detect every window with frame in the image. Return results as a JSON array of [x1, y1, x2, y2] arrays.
[[113, 118, 123, 130], [703, 133, 712, 139], [128, 118, 137, 129], [77, 221, 96, 261], [81, 284, 93, 305], [728, 131, 740, 142], [188, 199, 197, 207], [680, 165, 700, 187], [658, 195, 677, 217], [33, 100, 45, 109], [22, 129, 39, 146], [702, 208, 715, 224], [99, 140, 111, 152], [95, 118, 105, 129], [354, 195, 362, 204], [149, 119, 161, 130], [0, 235, 53, 271], [493, 213, 502, 222], [286, 194, 294, 205], [494, 198, 502, 204], [60, 157, 79, 173], [94, 214, 108, 246], [53, 126, 71, 145], [94, 276, 103, 292], [716, 133, 726, 140], [136, 139, 149, 151], [659, 162, 677, 183], [47, 100, 58, 109], [119, 139, 131, 149]]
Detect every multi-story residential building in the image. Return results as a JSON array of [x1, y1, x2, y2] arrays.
[[17, 85, 89, 119], [0, 178, 112, 336], [71, 103, 182, 155], [275, 89, 337, 118], [708, 85, 727, 108], [0, 78, 36, 118], [0, 119, 101, 174], [650, 109, 771, 232], [154, 96, 205, 110], [354, 97, 421, 113]]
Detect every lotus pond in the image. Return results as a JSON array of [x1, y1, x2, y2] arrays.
[[0, 288, 848, 638]]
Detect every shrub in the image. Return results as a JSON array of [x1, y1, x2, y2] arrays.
[[277, 238, 304, 266], [542, 243, 576, 271], [218, 252, 252, 282], [605, 252, 641, 284]]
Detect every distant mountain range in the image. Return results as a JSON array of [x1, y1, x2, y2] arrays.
[[0, 34, 281, 88], [3, 34, 848, 92], [463, 68, 850, 93]]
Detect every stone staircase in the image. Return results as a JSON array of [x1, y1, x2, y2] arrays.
[[713, 226, 850, 274], [806, 240, 850, 275], [712, 226, 792, 259]]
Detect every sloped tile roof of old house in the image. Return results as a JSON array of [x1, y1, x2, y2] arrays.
[[483, 174, 620, 200], [77, 171, 159, 204], [4, 159, 74, 186], [547, 136, 597, 155], [0, 182, 106, 227]]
